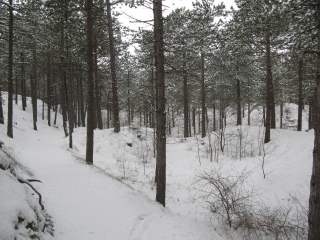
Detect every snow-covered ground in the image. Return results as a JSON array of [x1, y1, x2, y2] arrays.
[[0, 95, 313, 240]]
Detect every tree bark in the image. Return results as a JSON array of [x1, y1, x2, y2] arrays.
[[308, 0, 320, 238], [264, 30, 272, 143], [236, 78, 241, 126], [31, 48, 38, 131], [297, 59, 303, 131], [47, 52, 51, 127], [7, 0, 14, 138], [59, 5, 68, 137], [94, 40, 103, 129], [280, 101, 283, 129], [127, 70, 131, 126], [85, 0, 95, 165], [309, 97, 313, 130], [183, 52, 189, 137], [106, 0, 120, 133], [0, 89, 4, 124], [21, 52, 27, 111], [201, 52, 206, 138], [154, 0, 166, 207]]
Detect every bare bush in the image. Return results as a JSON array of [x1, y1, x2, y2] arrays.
[[196, 168, 308, 240]]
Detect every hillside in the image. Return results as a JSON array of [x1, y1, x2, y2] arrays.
[[0, 95, 313, 240]]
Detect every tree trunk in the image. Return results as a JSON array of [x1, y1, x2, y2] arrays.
[[264, 30, 272, 143], [15, 71, 18, 105], [7, 0, 14, 138], [154, 0, 166, 207], [47, 52, 51, 126], [183, 52, 189, 137], [85, 0, 95, 165], [308, 0, 320, 238], [127, 70, 131, 126], [201, 52, 206, 138], [68, 61, 74, 148], [192, 107, 196, 136], [280, 101, 283, 129], [236, 78, 241, 126], [297, 59, 303, 131], [94, 40, 103, 129], [248, 100, 251, 126], [21, 52, 27, 111], [59, 8, 68, 137], [309, 97, 313, 130], [106, 0, 120, 133], [31, 48, 38, 131], [0, 90, 4, 124]]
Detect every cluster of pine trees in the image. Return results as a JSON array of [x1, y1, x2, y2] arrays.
[[1, 0, 320, 238]]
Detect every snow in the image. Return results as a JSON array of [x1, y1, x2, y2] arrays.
[[0, 95, 313, 240]]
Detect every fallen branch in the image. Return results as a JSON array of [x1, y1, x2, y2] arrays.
[[18, 178, 44, 211]]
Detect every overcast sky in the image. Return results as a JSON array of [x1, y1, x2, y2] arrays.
[[117, 0, 236, 30]]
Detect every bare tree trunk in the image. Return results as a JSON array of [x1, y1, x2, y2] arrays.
[[7, 0, 14, 138], [280, 101, 283, 129], [31, 48, 38, 131], [15, 71, 18, 105], [309, 97, 313, 130], [192, 107, 196, 136], [183, 52, 189, 137], [85, 0, 95, 165], [236, 78, 241, 126], [21, 52, 27, 111], [154, 0, 166, 207], [106, 0, 120, 133], [264, 30, 272, 143], [80, 74, 85, 127], [0, 90, 4, 124], [201, 52, 206, 138], [47, 52, 51, 126], [94, 40, 103, 129], [127, 70, 131, 126], [297, 59, 303, 131], [248, 100, 251, 126], [308, 0, 320, 238], [59, 6, 68, 137]]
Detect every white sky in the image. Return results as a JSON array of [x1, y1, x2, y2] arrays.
[[117, 0, 236, 30]]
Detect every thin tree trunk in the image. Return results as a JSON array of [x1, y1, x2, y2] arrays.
[[31, 48, 37, 131], [183, 52, 189, 137], [60, 7, 68, 137], [47, 52, 51, 126], [280, 101, 283, 129], [15, 71, 18, 105], [264, 30, 272, 143], [21, 52, 26, 111], [309, 97, 313, 130], [236, 78, 241, 126], [7, 0, 14, 138], [201, 52, 206, 138], [248, 101, 251, 126], [127, 70, 131, 126], [80, 74, 85, 127], [106, 0, 120, 133], [0, 90, 4, 124], [297, 59, 303, 131], [94, 40, 103, 129], [85, 0, 94, 165], [154, 0, 166, 207]]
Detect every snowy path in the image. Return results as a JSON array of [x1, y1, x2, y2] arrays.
[[6, 114, 217, 240]]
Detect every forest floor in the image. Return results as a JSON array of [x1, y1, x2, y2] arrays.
[[0, 95, 314, 240]]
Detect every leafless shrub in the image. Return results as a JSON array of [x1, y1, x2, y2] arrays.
[[196, 168, 308, 240]]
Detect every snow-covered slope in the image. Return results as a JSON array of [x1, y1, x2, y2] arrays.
[[0, 95, 313, 240]]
